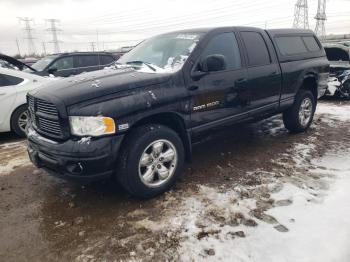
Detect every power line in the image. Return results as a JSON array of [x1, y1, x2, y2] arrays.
[[46, 19, 62, 53], [293, 0, 309, 29], [18, 17, 36, 55], [315, 0, 327, 39]]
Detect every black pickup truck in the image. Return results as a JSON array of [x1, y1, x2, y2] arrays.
[[27, 27, 329, 198]]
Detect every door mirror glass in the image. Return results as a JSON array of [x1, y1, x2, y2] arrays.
[[48, 67, 58, 74], [201, 54, 227, 72]]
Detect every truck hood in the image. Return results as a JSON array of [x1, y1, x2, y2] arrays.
[[30, 67, 172, 106]]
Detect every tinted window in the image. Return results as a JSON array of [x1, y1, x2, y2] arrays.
[[325, 47, 350, 61], [241, 32, 271, 67], [50, 56, 73, 70], [0, 74, 24, 87], [302, 36, 320, 52], [275, 36, 308, 56], [201, 33, 241, 70], [100, 55, 115, 65], [77, 55, 99, 67]]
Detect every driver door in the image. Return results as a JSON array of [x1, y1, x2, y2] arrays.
[[48, 56, 75, 77], [188, 32, 249, 131]]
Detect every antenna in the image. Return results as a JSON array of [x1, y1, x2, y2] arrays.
[[46, 19, 62, 53], [42, 42, 47, 55], [18, 17, 36, 55], [293, 0, 309, 29], [315, 0, 327, 40]]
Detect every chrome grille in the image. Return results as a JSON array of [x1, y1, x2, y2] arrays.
[[27, 95, 63, 138]]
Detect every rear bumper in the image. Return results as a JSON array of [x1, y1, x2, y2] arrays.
[[27, 126, 124, 183]]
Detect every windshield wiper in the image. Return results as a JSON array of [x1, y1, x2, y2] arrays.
[[126, 61, 157, 72]]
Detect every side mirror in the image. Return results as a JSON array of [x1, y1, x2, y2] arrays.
[[202, 54, 227, 72], [48, 67, 58, 74]]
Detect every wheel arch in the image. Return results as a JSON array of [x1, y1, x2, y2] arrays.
[[300, 73, 318, 100], [125, 112, 192, 162], [10, 103, 28, 131]]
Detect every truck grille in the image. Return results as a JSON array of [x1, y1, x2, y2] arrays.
[[28, 95, 63, 138]]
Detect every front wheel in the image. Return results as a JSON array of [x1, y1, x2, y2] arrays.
[[117, 124, 185, 198], [283, 90, 316, 133], [11, 105, 29, 137]]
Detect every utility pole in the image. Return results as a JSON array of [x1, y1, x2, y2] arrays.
[[18, 17, 36, 55], [89, 42, 96, 52], [315, 0, 327, 40], [293, 0, 309, 29], [42, 42, 47, 55], [46, 19, 61, 53], [15, 38, 21, 57]]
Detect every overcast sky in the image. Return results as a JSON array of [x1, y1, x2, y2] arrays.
[[1, 0, 350, 56]]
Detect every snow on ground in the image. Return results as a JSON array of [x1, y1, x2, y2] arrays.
[[124, 102, 350, 261], [0, 140, 30, 175], [316, 102, 350, 122]]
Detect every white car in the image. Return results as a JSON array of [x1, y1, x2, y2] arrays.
[[0, 68, 53, 137]]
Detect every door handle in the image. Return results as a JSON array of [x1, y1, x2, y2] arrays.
[[188, 85, 199, 91], [269, 71, 279, 76], [0, 93, 6, 96], [234, 78, 247, 85]]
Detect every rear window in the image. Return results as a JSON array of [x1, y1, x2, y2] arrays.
[[275, 36, 308, 56], [241, 31, 271, 67], [302, 36, 320, 52]]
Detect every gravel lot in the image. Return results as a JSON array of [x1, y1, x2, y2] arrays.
[[0, 99, 350, 262]]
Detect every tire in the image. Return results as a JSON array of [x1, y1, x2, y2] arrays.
[[283, 89, 316, 133], [11, 104, 29, 137], [117, 124, 185, 198]]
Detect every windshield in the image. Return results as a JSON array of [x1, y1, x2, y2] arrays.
[[30, 55, 58, 71], [118, 32, 203, 73]]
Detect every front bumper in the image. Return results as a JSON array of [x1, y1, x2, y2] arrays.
[[27, 126, 124, 183]]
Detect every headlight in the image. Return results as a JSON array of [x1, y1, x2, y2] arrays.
[[69, 116, 115, 137]]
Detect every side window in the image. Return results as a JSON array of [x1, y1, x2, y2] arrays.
[[325, 47, 349, 61], [201, 33, 241, 71], [77, 55, 99, 67], [241, 31, 271, 67], [275, 36, 308, 56], [0, 74, 24, 87], [100, 55, 115, 65], [302, 36, 320, 52], [50, 57, 73, 70]]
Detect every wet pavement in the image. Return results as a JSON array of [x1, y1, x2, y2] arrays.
[[0, 99, 350, 261]]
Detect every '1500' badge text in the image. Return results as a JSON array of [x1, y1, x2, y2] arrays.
[[193, 101, 220, 111]]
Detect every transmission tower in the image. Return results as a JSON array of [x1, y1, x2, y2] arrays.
[[18, 17, 36, 55], [46, 19, 62, 53], [315, 0, 327, 40], [293, 0, 309, 29]]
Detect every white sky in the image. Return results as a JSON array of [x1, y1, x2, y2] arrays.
[[1, 0, 350, 55]]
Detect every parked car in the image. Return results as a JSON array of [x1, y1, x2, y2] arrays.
[[27, 27, 329, 198], [27, 52, 117, 77], [323, 44, 350, 98], [0, 68, 54, 137]]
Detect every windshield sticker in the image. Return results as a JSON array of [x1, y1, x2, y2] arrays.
[[176, 34, 199, 40]]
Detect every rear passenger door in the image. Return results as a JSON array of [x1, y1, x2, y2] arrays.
[[74, 55, 100, 75], [239, 30, 282, 113], [98, 55, 116, 69]]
